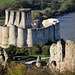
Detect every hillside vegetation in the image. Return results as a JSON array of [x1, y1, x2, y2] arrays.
[[0, 0, 14, 3], [0, 0, 75, 22]]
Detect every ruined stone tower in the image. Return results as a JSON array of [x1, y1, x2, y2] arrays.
[[5, 9, 32, 28], [0, 8, 60, 48]]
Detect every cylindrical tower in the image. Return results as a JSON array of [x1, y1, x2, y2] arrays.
[[14, 11, 20, 26], [2, 26, 9, 45], [9, 25, 17, 46], [27, 29, 33, 47], [19, 9, 32, 28], [5, 10, 10, 25], [17, 28, 25, 47], [20, 12, 26, 28], [8, 11, 15, 26]]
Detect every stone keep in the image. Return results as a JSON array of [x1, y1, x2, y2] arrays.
[[0, 8, 60, 48]]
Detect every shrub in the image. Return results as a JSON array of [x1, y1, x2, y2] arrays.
[[7, 62, 27, 75], [34, 12, 44, 21], [41, 1, 47, 9], [15, 47, 29, 56], [38, 42, 45, 47], [5, 45, 29, 56], [20, 48, 29, 55], [28, 46, 41, 55], [5, 45, 16, 56], [69, 3, 75, 12], [42, 46, 50, 55], [43, 8, 53, 18], [0, 64, 7, 75], [71, 0, 75, 3], [59, 3, 70, 14]]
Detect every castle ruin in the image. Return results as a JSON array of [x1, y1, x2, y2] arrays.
[[0, 8, 60, 48]]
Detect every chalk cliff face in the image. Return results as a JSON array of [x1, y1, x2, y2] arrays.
[[49, 39, 75, 72]]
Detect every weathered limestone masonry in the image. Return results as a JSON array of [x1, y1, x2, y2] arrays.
[[5, 9, 32, 28], [49, 39, 75, 72], [0, 8, 60, 48]]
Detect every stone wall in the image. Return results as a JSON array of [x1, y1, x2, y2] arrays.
[[0, 23, 60, 48], [27, 26, 54, 47]]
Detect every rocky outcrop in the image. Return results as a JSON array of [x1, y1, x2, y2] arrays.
[[49, 41, 63, 64], [49, 39, 75, 72], [36, 56, 41, 67], [0, 49, 10, 66], [0, 52, 4, 64], [64, 40, 75, 72]]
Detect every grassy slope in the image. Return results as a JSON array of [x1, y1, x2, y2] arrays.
[[13, 55, 49, 62], [0, 0, 14, 3]]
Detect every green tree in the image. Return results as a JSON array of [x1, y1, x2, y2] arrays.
[[41, 0, 47, 9], [51, 1, 60, 10], [34, 12, 43, 21], [59, 3, 70, 13], [71, 0, 75, 3]]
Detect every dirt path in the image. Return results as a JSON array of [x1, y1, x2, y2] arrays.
[[25, 57, 50, 64]]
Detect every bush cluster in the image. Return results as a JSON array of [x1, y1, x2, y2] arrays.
[[6, 45, 29, 56], [7, 62, 27, 75], [42, 46, 50, 55], [0, 62, 75, 75], [28, 46, 41, 55], [5, 44, 50, 57]]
